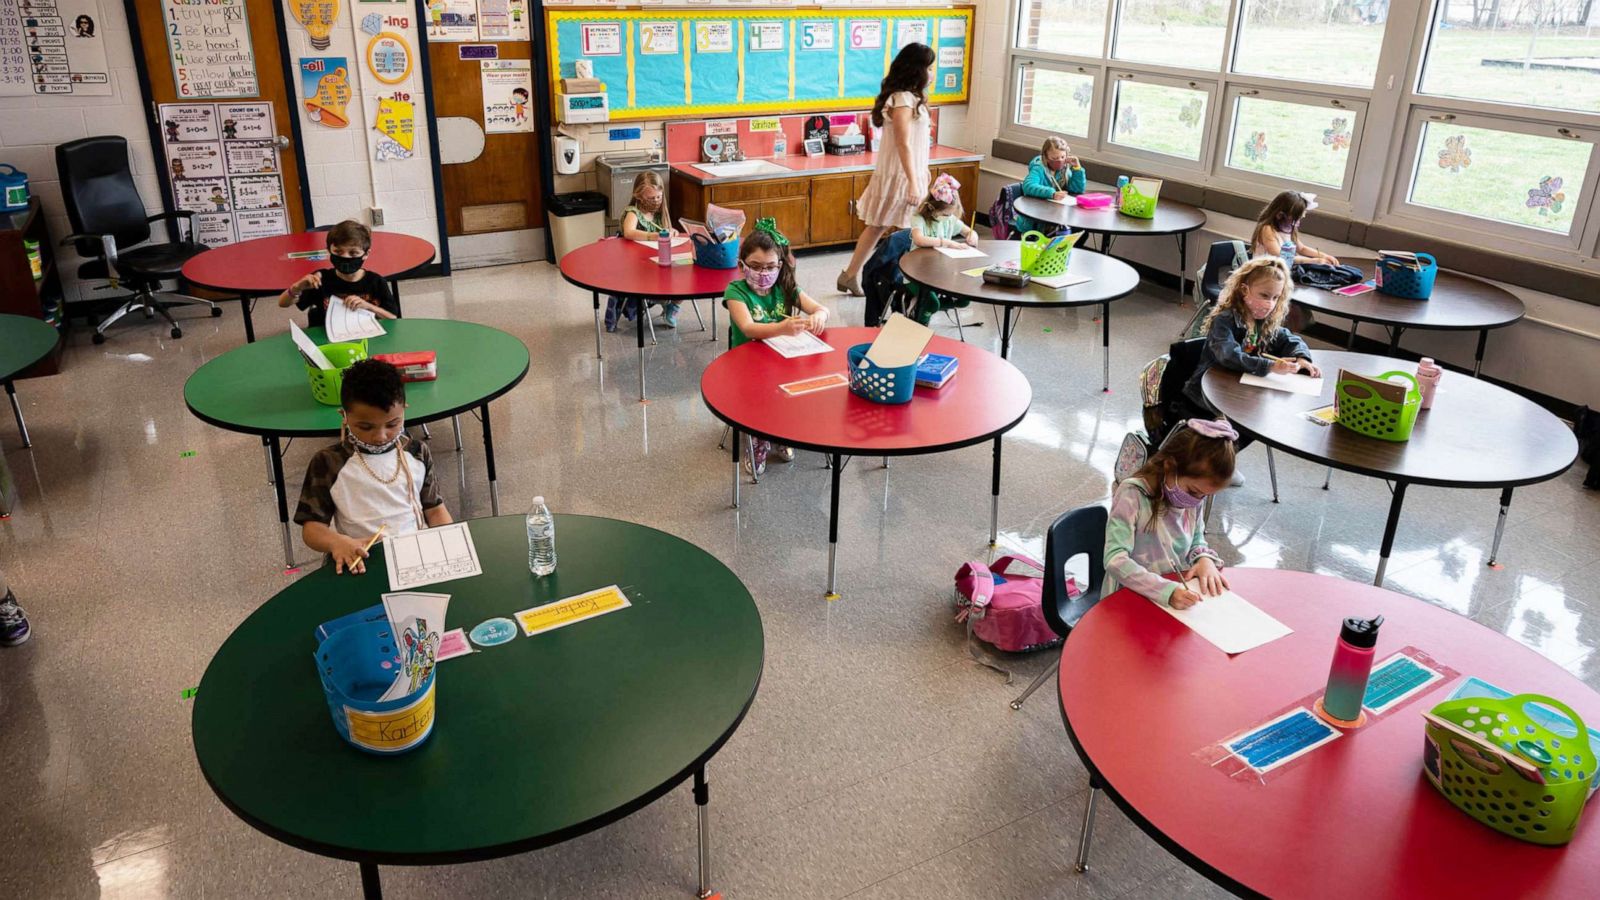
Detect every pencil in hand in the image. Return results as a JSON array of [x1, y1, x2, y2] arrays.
[[362, 524, 387, 554]]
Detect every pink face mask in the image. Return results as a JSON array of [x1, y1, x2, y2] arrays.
[[1245, 294, 1277, 321], [743, 262, 780, 291]]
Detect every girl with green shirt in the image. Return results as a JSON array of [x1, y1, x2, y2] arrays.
[[606, 172, 683, 330]]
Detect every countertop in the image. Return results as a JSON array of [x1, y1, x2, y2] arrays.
[[670, 144, 984, 185]]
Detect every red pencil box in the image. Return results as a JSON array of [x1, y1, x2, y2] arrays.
[[373, 351, 437, 382]]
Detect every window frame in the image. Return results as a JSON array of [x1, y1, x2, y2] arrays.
[[1103, 70, 1221, 172], [1213, 85, 1369, 201], [1007, 60, 1106, 146]]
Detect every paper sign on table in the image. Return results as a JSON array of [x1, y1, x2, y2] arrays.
[[325, 296, 387, 342], [934, 245, 987, 259], [516, 585, 632, 637], [1153, 589, 1292, 655], [384, 523, 483, 591], [1029, 271, 1093, 290], [289, 321, 335, 370], [1240, 371, 1324, 396], [865, 313, 933, 369], [764, 330, 832, 359], [437, 627, 473, 661], [780, 373, 850, 395]]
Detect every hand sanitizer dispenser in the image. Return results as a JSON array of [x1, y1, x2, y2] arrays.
[[555, 134, 580, 175]]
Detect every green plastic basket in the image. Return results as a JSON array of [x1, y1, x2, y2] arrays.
[[1423, 693, 1594, 846], [305, 339, 370, 406], [1017, 230, 1072, 276], [1119, 182, 1159, 219], [1336, 370, 1420, 442]]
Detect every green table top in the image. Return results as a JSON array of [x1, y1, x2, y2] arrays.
[[192, 515, 764, 864], [0, 313, 60, 381], [183, 319, 530, 437]]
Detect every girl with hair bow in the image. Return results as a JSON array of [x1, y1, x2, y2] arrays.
[[908, 173, 978, 250]]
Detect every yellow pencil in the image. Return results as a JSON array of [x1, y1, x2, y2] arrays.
[[362, 524, 387, 554]]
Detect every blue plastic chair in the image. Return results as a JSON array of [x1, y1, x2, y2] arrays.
[[1009, 504, 1108, 710]]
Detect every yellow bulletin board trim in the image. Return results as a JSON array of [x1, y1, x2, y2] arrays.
[[547, 7, 974, 124]]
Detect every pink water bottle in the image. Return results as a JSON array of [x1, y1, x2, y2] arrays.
[[657, 229, 672, 266], [1319, 615, 1383, 726], [1415, 357, 1441, 410]]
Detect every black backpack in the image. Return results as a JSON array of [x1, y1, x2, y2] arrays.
[[1292, 262, 1365, 290], [1575, 406, 1600, 489]]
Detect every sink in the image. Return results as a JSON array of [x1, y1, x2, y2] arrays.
[[693, 160, 793, 177]]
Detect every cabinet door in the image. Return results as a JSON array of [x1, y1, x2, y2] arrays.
[[809, 174, 858, 247], [852, 173, 874, 239], [715, 201, 762, 239], [761, 197, 811, 249]]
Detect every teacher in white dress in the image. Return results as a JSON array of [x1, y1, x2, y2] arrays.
[[836, 43, 935, 298]]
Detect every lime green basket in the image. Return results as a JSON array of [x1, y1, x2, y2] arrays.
[[305, 339, 370, 406], [1017, 231, 1072, 277], [1424, 693, 1594, 846], [1336, 370, 1420, 442], [1119, 182, 1159, 219]]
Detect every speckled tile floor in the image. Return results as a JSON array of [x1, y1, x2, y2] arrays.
[[1, 246, 1597, 899]]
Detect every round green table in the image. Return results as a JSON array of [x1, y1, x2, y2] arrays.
[[192, 515, 764, 899], [183, 319, 529, 568], [0, 313, 61, 448]]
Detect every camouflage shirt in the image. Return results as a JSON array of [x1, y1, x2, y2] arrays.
[[294, 439, 443, 542]]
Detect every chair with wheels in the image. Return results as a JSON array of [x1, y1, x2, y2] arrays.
[[1009, 504, 1108, 710], [56, 136, 217, 343]]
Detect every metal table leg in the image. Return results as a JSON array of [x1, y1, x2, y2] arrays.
[[1473, 328, 1489, 378], [636, 297, 648, 402], [262, 437, 275, 486], [1075, 779, 1102, 873], [826, 452, 842, 600], [990, 436, 1003, 547], [359, 861, 382, 900], [1176, 233, 1188, 304], [1388, 325, 1404, 355], [730, 427, 740, 508], [999, 306, 1014, 359], [1374, 481, 1408, 587], [1487, 486, 1514, 567], [592, 291, 603, 359], [1346, 321, 1358, 350], [269, 435, 293, 569], [695, 766, 714, 899], [1101, 301, 1111, 392], [480, 403, 500, 516], [1267, 447, 1280, 503], [452, 414, 462, 451], [5, 380, 30, 447], [241, 296, 257, 343]]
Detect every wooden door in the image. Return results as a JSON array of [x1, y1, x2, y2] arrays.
[[130, 0, 307, 233], [809, 173, 856, 246], [425, 38, 541, 236]]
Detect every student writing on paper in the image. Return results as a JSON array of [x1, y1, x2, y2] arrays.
[[1182, 258, 1320, 451], [293, 360, 452, 575], [1252, 191, 1339, 267], [1103, 421, 1236, 610], [608, 171, 683, 331], [908, 174, 979, 250], [278, 220, 399, 330], [722, 230, 829, 475], [1015, 136, 1086, 235]]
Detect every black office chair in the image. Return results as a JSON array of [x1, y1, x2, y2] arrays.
[[56, 136, 217, 343], [1009, 504, 1108, 710]]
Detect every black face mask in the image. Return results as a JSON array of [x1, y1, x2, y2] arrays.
[[330, 254, 365, 275]]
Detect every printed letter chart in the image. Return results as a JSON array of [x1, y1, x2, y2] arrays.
[[384, 522, 484, 591]]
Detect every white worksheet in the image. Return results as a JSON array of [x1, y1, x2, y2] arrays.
[[1240, 371, 1324, 396], [325, 296, 387, 342], [384, 523, 483, 591], [1048, 195, 1078, 205], [289, 321, 334, 369], [1029, 272, 1093, 290], [763, 330, 832, 358], [1154, 589, 1292, 655], [632, 235, 691, 249], [934, 245, 987, 259]]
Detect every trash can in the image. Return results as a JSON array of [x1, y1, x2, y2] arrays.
[[546, 191, 607, 263]]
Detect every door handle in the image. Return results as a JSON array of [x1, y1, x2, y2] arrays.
[[275, 135, 291, 149]]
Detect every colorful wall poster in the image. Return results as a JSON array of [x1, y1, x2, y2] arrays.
[[229, 174, 285, 211], [580, 21, 620, 55], [478, 0, 527, 41], [174, 177, 231, 214], [848, 19, 882, 51], [218, 102, 273, 140], [166, 142, 226, 181], [287, 0, 340, 51], [160, 103, 219, 144], [162, 0, 257, 98], [896, 19, 928, 50], [425, 0, 478, 42], [480, 58, 531, 134], [159, 100, 288, 247], [373, 95, 415, 160], [236, 209, 289, 241], [694, 20, 732, 53], [299, 57, 352, 128], [193, 213, 234, 246], [638, 21, 677, 55], [224, 140, 278, 176], [365, 31, 413, 84], [799, 21, 834, 52], [0, 0, 112, 96], [748, 21, 784, 52]]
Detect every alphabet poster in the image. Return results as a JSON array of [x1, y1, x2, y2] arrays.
[[0, 0, 113, 96], [480, 58, 531, 134], [159, 101, 288, 247]]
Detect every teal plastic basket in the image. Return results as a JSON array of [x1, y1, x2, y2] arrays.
[[691, 233, 739, 269], [1376, 252, 1437, 300], [314, 619, 437, 755], [846, 343, 917, 405]]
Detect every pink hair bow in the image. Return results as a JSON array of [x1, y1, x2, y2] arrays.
[[931, 172, 960, 204]]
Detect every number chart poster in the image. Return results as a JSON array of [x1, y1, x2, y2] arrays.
[[0, 0, 112, 96], [546, 7, 972, 122], [158, 101, 289, 247]]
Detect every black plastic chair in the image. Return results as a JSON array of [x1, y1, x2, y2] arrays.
[[56, 136, 217, 342], [1009, 504, 1108, 710], [1152, 336, 1282, 503], [1199, 239, 1249, 303]]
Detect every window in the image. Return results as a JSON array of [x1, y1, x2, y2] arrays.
[[1231, 0, 1386, 87], [1419, 1, 1600, 114], [1108, 76, 1212, 162], [1114, 0, 1230, 70], [1224, 94, 1361, 190], [1015, 0, 1110, 59], [1405, 118, 1593, 236], [1015, 65, 1096, 139]]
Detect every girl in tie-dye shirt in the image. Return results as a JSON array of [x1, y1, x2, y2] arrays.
[[1103, 421, 1237, 610]]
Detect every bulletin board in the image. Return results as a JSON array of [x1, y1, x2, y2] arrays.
[[545, 6, 974, 122]]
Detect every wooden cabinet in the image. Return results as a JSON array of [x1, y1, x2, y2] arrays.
[[852, 173, 873, 239], [809, 174, 857, 246]]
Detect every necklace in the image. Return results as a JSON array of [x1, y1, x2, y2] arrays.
[[353, 445, 405, 484]]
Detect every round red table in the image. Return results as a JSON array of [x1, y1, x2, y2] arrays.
[[701, 326, 1032, 597], [558, 237, 742, 401], [1058, 567, 1600, 898], [181, 231, 438, 342]]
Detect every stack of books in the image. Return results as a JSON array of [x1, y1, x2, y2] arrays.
[[915, 353, 959, 389], [1377, 250, 1422, 270]]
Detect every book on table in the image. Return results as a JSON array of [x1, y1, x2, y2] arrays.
[[915, 353, 959, 389]]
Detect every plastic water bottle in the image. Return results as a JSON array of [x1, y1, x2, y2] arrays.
[[527, 496, 556, 576], [1415, 357, 1442, 410], [1115, 175, 1129, 206], [657, 229, 672, 266], [1319, 615, 1383, 725], [1279, 240, 1297, 270]]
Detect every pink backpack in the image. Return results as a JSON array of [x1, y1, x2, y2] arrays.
[[953, 554, 1076, 653]]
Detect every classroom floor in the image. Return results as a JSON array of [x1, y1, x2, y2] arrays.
[[2, 247, 1598, 900]]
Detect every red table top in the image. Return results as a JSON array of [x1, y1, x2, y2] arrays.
[[181, 231, 437, 295], [701, 327, 1031, 454], [1059, 568, 1600, 899], [558, 236, 743, 300]]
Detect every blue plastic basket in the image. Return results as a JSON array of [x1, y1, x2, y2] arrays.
[[1375, 252, 1437, 300], [314, 619, 437, 755], [692, 233, 740, 269], [846, 342, 917, 405]]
